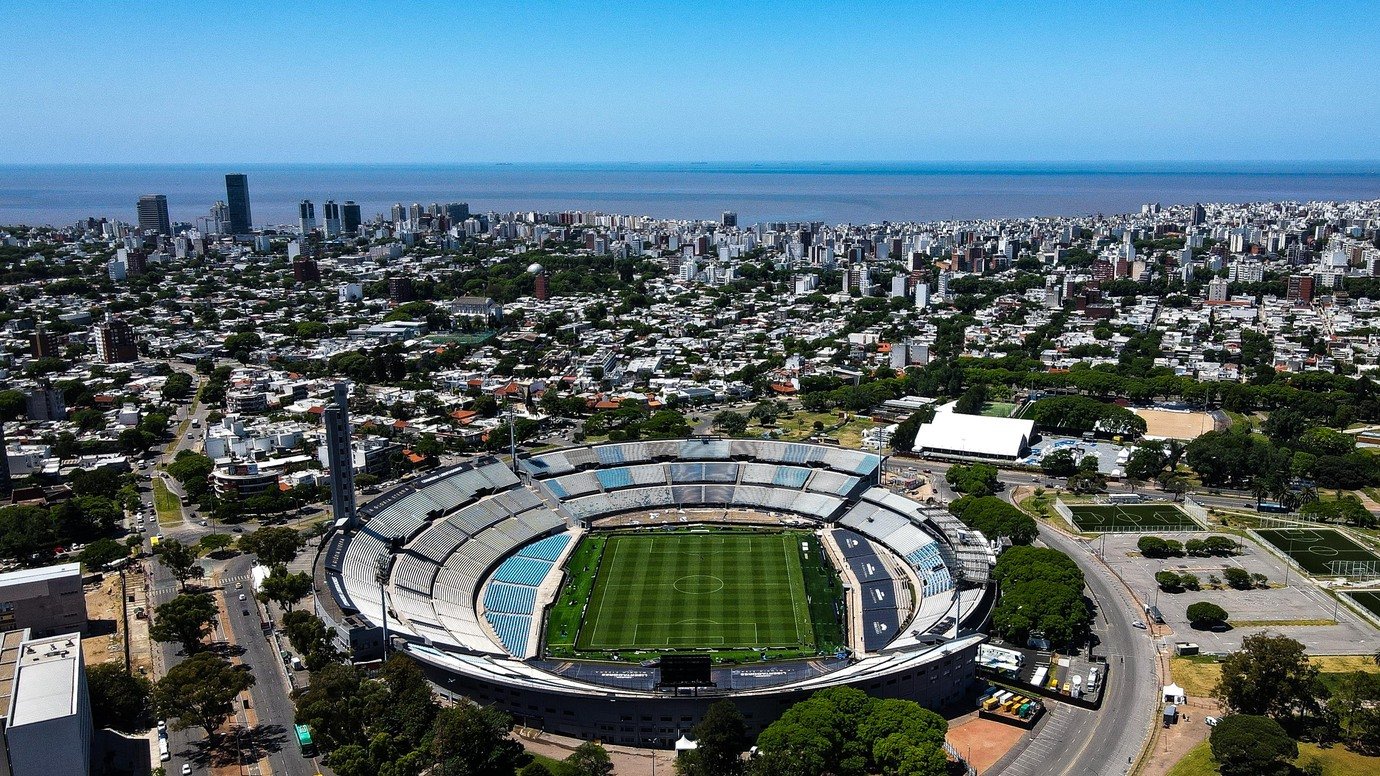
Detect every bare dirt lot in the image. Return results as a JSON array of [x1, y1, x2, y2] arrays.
[[1132, 409, 1223, 440], [946, 714, 1028, 773]]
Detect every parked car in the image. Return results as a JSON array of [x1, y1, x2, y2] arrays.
[[1131, 620, 1148, 630]]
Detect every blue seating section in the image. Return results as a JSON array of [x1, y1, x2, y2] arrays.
[[517, 534, 571, 562], [491, 555, 552, 586], [596, 445, 625, 465], [904, 544, 953, 597], [783, 444, 811, 464], [772, 466, 810, 488], [484, 612, 532, 654], [596, 467, 633, 490], [544, 480, 568, 499], [484, 582, 538, 614]]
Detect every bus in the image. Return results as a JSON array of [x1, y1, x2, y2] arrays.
[[295, 724, 316, 757], [149, 535, 161, 549]]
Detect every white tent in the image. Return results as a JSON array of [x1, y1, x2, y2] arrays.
[[675, 735, 699, 753], [1162, 683, 1186, 704]]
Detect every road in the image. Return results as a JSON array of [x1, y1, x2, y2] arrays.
[[987, 521, 1160, 776]]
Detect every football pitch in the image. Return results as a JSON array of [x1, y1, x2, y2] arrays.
[[1255, 528, 1380, 577], [1343, 590, 1380, 620], [557, 531, 842, 654], [1066, 503, 1201, 532]]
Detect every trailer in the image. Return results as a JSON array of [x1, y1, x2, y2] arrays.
[[1031, 666, 1049, 688]]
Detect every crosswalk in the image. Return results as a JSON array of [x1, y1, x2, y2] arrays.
[[150, 573, 254, 599]]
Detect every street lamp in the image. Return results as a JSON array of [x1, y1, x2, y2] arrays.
[[375, 552, 390, 657]]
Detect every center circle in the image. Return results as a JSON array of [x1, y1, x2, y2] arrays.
[[673, 575, 724, 594], [1309, 545, 1340, 557]]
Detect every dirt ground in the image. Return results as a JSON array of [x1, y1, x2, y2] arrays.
[[82, 569, 154, 678], [946, 714, 1028, 772], [518, 728, 677, 775], [1138, 695, 1220, 776], [1132, 409, 1222, 440]]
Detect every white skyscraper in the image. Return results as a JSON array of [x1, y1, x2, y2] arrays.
[[914, 282, 929, 309]]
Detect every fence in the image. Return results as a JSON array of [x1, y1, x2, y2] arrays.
[[1052, 497, 1076, 530], [1180, 496, 1209, 525]]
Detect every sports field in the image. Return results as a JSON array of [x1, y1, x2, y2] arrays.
[[552, 530, 843, 655], [1066, 503, 1201, 532], [1344, 590, 1380, 620], [1256, 528, 1380, 577]]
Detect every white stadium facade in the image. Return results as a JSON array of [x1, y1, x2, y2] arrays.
[[314, 439, 996, 747]]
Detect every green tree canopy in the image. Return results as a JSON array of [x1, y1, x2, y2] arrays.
[[153, 652, 255, 736], [1216, 634, 1323, 722], [149, 592, 217, 654], [1209, 714, 1298, 776]]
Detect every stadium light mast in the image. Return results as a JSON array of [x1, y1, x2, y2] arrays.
[[375, 552, 390, 657]]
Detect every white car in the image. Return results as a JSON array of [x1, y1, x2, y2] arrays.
[[1205, 716, 1220, 727], [182, 764, 192, 775], [1131, 620, 1148, 630], [238, 594, 246, 601]]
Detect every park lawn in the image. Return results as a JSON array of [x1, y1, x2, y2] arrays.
[[1171, 655, 1380, 698], [1167, 739, 1380, 776], [152, 478, 183, 526], [751, 409, 879, 448]]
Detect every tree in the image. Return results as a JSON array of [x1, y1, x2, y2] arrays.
[[677, 700, 747, 776], [1125, 445, 1168, 486], [149, 592, 217, 653], [293, 663, 386, 753], [153, 652, 254, 736], [1223, 567, 1253, 590], [429, 703, 527, 775], [257, 570, 313, 612], [1209, 714, 1298, 776], [945, 463, 1000, 496], [564, 742, 614, 776], [990, 546, 1091, 646], [87, 663, 152, 732], [1328, 671, 1380, 749], [281, 610, 341, 670], [198, 533, 234, 556], [78, 537, 128, 570], [153, 538, 201, 589], [237, 526, 305, 567], [1217, 634, 1323, 721], [1187, 602, 1229, 629], [713, 411, 749, 437], [1138, 536, 1184, 559], [1039, 449, 1077, 477], [949, 496, 1037, 545], [1155, 570, 1185, 592], [751, 688, 947, 776]]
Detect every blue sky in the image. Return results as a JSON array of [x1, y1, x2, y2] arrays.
[[3, 1, 1377, 163]]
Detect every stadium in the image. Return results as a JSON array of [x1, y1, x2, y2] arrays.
[[313, 440, 996, 747]]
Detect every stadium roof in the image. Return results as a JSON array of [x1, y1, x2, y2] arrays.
[[911, 412, 1035, 459]]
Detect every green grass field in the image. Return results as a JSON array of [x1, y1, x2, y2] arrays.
[[1256, 528, 1380, 576], [1344, 590, 1380, 619], [546, 530, 844, 658], [1066, 503, 1201, 532]]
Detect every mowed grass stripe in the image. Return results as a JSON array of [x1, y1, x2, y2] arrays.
[[575, 532, 814, 651]]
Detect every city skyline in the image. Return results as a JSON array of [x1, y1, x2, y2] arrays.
[[4, 1, 1379, 164]]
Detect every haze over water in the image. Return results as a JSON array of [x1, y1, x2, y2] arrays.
[[4, 162, 1380, 228]]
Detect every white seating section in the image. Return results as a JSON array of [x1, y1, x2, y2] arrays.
[[330, 443, 952, 662]]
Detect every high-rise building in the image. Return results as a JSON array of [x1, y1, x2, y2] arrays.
[[324, 383, 358, 529], [0, 627, 94, 776], [1287, 275, 1315, 303], [298, 200, 316, 235], [136, 194, 171, 236], [93, 315, 138, 363], [1190, 203, 1206, 226], [225, 173, 252, 234], [388, 277, 414, 302], [208, 200, 228, 234], [444, 202, 470, 224], [29, 327, 60, 359], [342, 201, 362, 234], [293, 258, 321, 283], [721, 211, 738, 228], [1207, 276, 1230, 303], [323, 200, 342, 237]]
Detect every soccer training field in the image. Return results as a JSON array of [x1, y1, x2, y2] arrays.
[[1065, 503, 1201, 532], [1255, 528, 1380, 577], [554, 530, 843, 655], [1343, 590, 1380, 620]]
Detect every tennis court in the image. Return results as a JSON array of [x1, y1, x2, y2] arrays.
[[1255, 528, 1380, 577], [1065, 502, 1201, 532]]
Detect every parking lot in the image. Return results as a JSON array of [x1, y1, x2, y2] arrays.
[[1095, 531, 1378, 654]]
